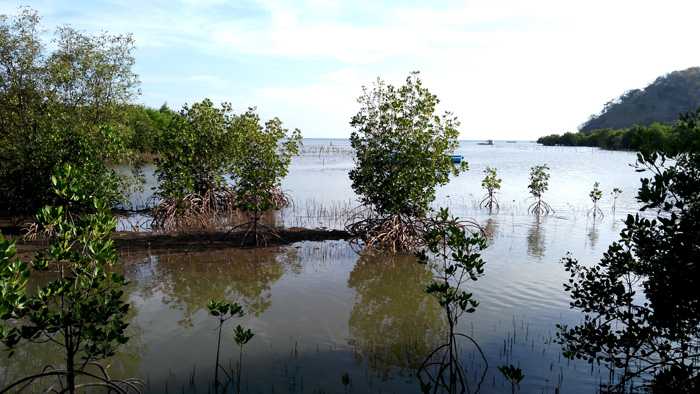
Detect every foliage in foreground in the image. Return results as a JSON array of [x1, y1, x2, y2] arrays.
[[557, 130, 700, 392], [415, 208, 488, 393], [0, 165, 136, 393], [347, 72, 466, 252], [498, 365, 525, 394], [207, 300, 254, 394], [0, 8, 140, 214]]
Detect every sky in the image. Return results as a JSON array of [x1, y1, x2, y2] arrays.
[[3, 0, 700, 140]]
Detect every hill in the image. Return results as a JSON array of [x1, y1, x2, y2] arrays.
[[580, 67, 700, 132]]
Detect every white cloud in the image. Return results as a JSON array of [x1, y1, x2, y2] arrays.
[[6, 0, 700, 139]]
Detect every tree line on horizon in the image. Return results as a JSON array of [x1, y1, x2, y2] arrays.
[[538, 67, 700, 151]]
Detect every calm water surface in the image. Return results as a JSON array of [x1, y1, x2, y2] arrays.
[[4, 141, 647, 393]]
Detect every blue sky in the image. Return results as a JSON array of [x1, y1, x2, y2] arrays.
[[4, 0, 700, 139]]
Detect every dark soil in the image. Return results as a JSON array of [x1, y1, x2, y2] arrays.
[[10, 227, 352, 259]]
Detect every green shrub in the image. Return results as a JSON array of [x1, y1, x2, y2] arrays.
[[229, 108, 301, 242], [347, 72, 466, 251], [152, 99, 238, 230]]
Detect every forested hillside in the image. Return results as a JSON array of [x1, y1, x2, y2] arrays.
[[580, 67, 700, 132]]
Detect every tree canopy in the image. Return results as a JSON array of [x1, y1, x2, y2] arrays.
[[0, 7, 139, 213], [349, 71, 465, 218]]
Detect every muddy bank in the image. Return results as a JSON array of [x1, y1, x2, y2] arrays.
[[12, 227, 352, 259], [113, 228, 352, 253]]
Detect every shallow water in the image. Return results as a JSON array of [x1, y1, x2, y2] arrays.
[[4, 141, 648, 393]]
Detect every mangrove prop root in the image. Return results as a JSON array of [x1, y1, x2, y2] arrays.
[[151, 188, 238, 231], [345, 208, 484, 253], [479, 193, 500, 211], [345, 209, 426, 253], [528, 199, 554, 216], [588, 205, 604, 219]]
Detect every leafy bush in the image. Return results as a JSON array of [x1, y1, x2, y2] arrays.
[[349, 72, 465, 217], [153, 99, 238, 230], [347, 72, 466, 251], [0, 164, 135, 393], [124, 103, 175, 155], [229, 108, 301, 242]]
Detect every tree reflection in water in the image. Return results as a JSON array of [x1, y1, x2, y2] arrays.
[[347, 252, 447, 379], [586, 220, 599, 249], [138, 247, 300, 327], [526, 217, 545, 259], [482, 217, 498, 244]]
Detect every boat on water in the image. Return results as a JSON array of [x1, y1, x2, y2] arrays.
[[450, 155, 464, 164], [477, 139, 494, 146]]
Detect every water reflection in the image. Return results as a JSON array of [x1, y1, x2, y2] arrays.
[[482, 217, 498, 243], [526, 218, 545, 258], [347, 252, 446, 378], [135, 248, 300, 326], [587, 221, 599, 248]]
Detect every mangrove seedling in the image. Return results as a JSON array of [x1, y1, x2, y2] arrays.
[[498, 365, 525, 394], [0, 164, 138, 393], [480, 166, 502, 211], [589, 182, 604, 218], [228, 108, 302, 245], [208, 299, 244, 391], [233, 325, 254, 394], [347, 72, 467, 252], [611, 187, 623, 212], [527, 164, 553, 216], [416, 208, 488, 393]]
